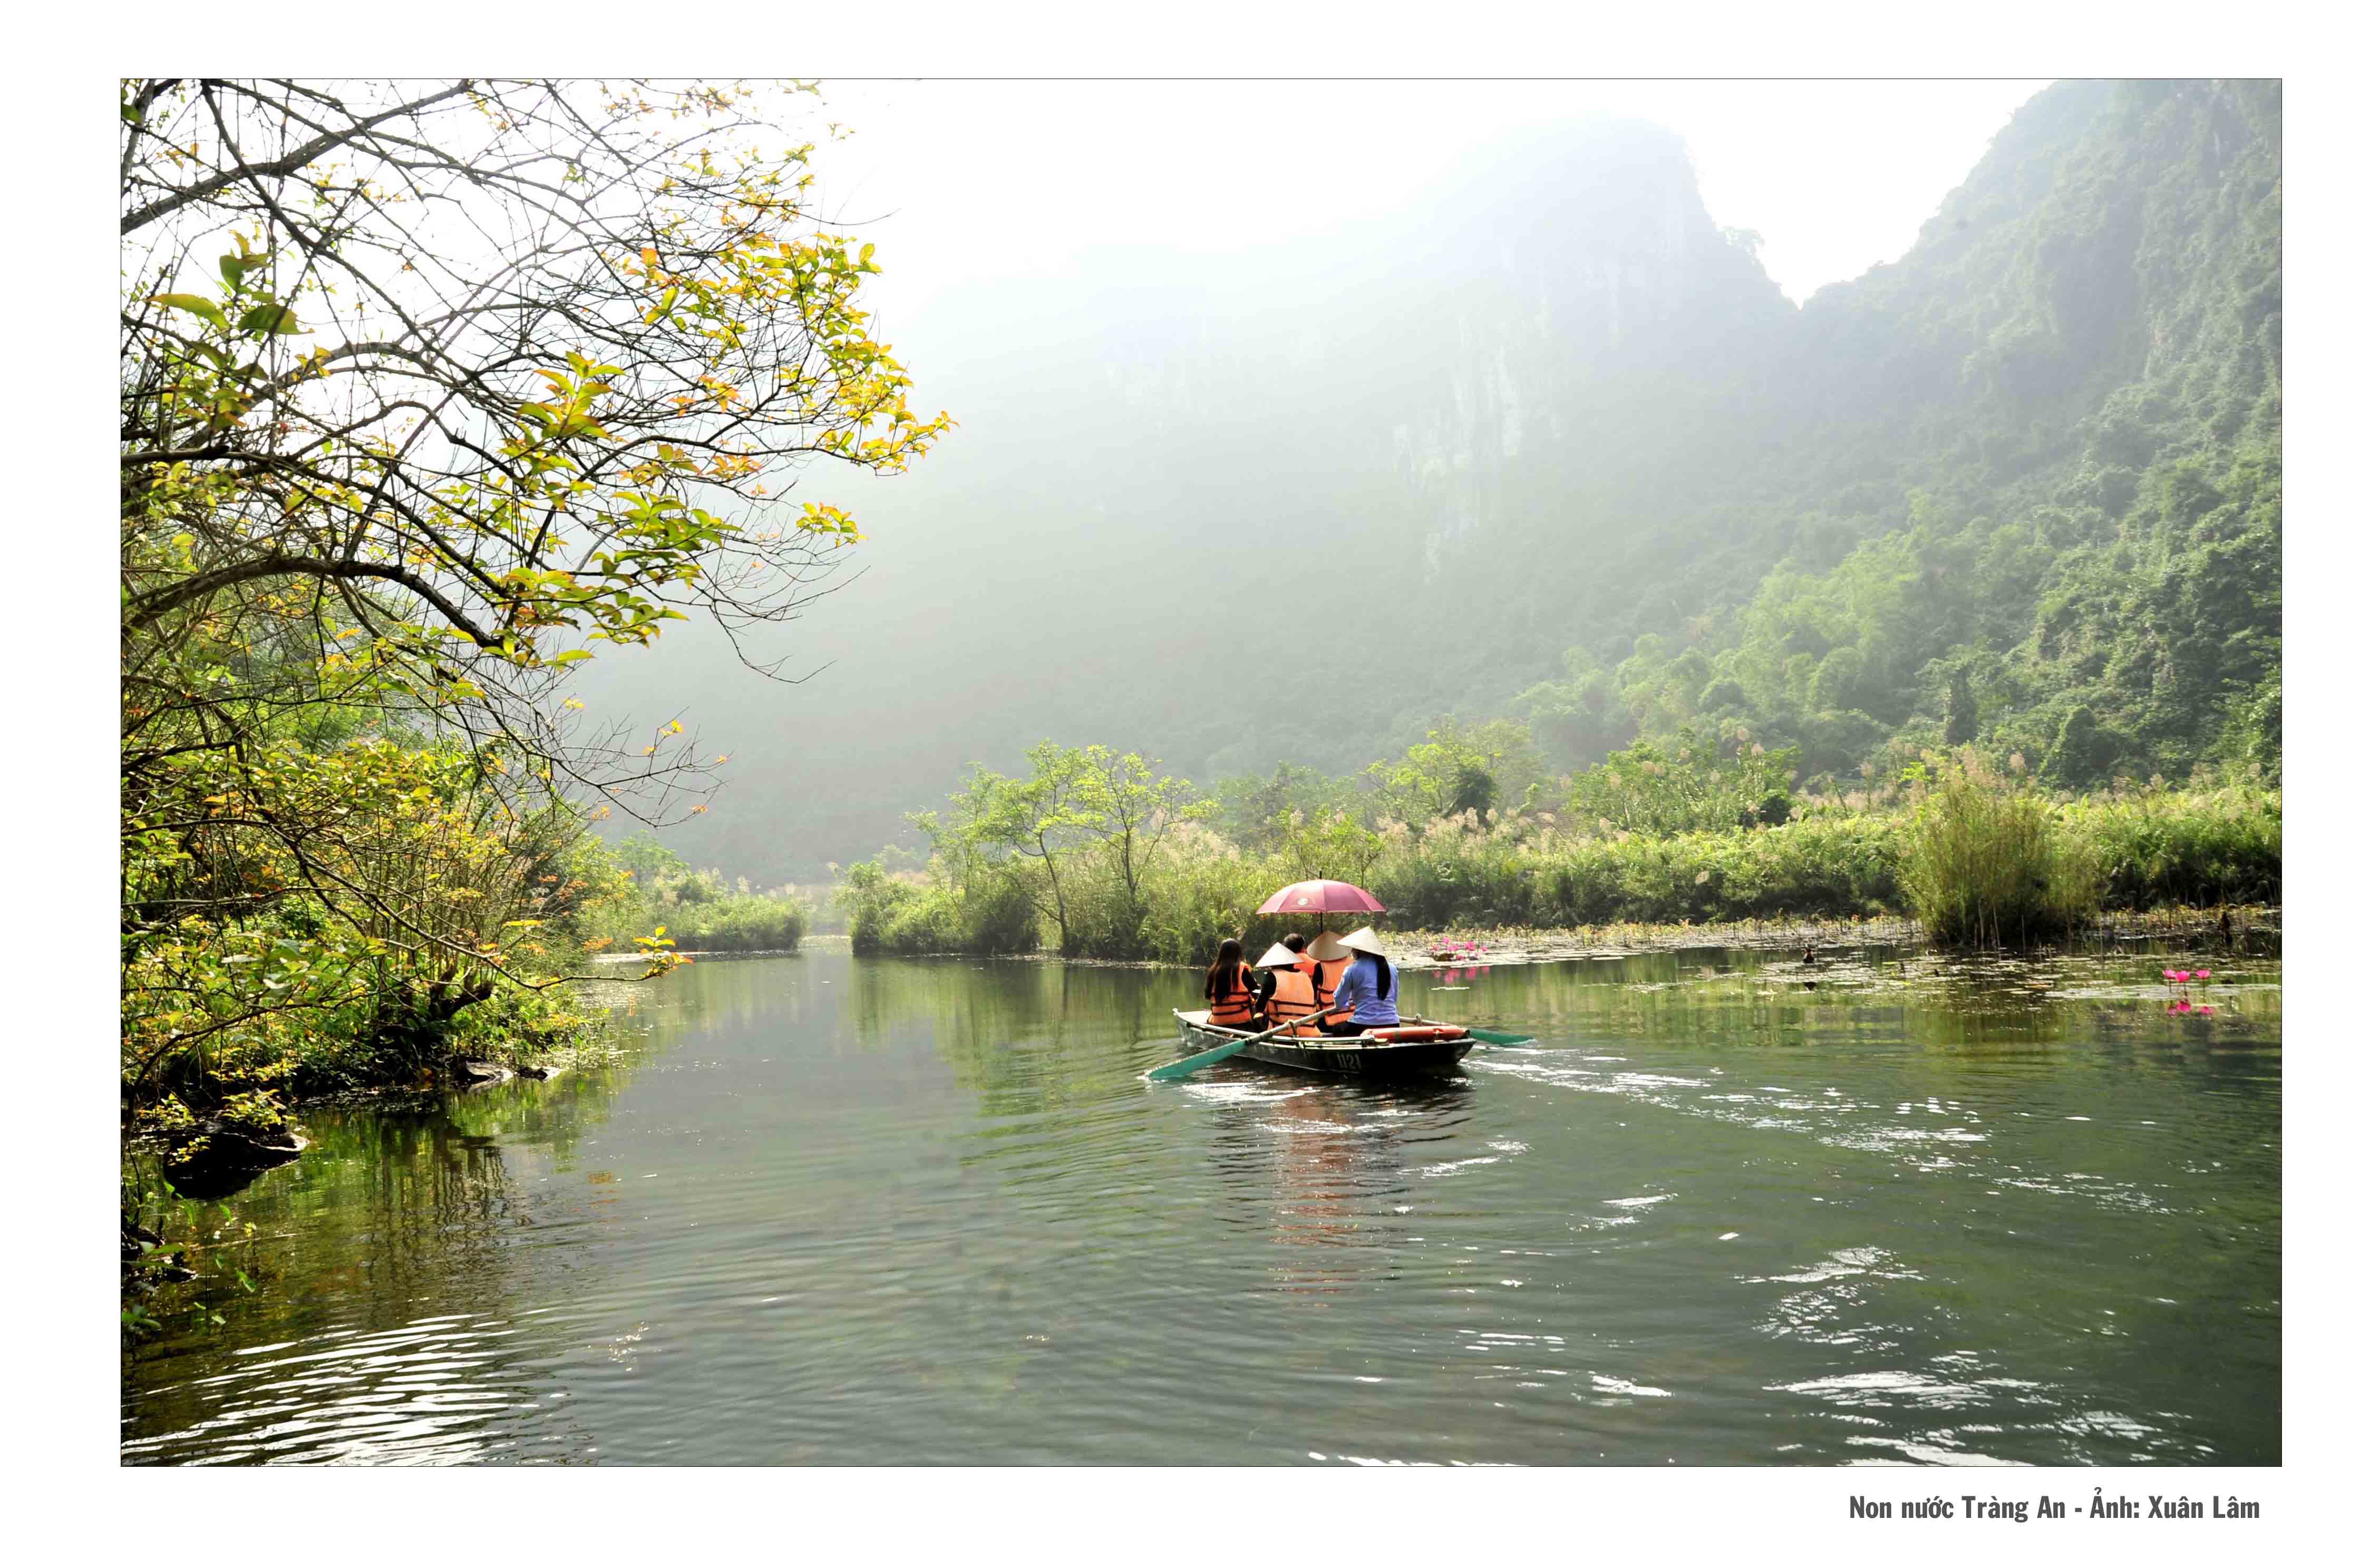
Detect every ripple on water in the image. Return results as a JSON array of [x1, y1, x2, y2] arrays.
[[122, 946, 2278, 1466]]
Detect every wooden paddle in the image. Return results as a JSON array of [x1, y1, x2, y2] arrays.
[[1145, 1009, 1328, 1083]]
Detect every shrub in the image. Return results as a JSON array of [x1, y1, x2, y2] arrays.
[[596, 866, 807, 954], [1900, 753, 2101, 944], [2081, 780, 2281, 908], [842, 861, 1040, 956], [836, 861, 915, 955]]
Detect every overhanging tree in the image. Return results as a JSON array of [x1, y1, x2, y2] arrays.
[[120, 79, 946, 1124]]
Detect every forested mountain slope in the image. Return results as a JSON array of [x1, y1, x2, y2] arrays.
[[1510, 79, 2281, 787]]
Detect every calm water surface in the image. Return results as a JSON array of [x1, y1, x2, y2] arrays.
[[122, 940, 2280, 1465]]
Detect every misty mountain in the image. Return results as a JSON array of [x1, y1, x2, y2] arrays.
[[577, 79, 2279, 884]]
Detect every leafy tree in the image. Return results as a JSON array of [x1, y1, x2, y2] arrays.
[[123, 79, 946, 821], [1077, 747, 1209, 908], [1513, 652, 1635, 772], [980, 743, 1103, 951], [119, 79, 943, 1148], [1213, 764, 1365, 852], [1365, 718, 1547, 827], [615, 832, 688, 889], [1942, 665, 1979, 747]]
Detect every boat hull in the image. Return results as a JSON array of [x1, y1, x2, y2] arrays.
[[1171, 1010, 1474, 1077]]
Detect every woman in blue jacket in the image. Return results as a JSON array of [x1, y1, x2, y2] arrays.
[[1324, 927, 1401, 1035]]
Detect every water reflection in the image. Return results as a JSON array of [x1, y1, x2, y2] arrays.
[[124, 942, 2280, 1466], [123, 1037, 660, 1464]]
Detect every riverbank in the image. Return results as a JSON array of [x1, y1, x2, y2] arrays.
[[838, 776, 2281, 965], [121, 972, 643, 1331], [795, 904, 2278, 971], [1392, 903, 2275, 965]]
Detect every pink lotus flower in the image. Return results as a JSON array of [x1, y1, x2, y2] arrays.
[[2199, 1004, 2217, 1015], [2196, 970, 2211, 981]]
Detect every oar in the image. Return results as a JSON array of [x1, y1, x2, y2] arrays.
[[1145, 1009, 1327, 1083]]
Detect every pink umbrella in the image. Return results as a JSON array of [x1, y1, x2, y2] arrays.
[[1255, 879, 1386, 916]]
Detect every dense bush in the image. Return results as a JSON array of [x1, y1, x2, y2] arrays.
[[2079, 777, 2281, 909], [121, 741, 642, 1161], [1899, 758, 2103, 944], [594, 861, 807, 955], [839, 861, 1038, 957]]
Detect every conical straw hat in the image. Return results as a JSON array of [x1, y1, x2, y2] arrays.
[[1308, 930, 1352, 960], [1253, 941, 1300, 969], [1337, 926, 1390, 958]]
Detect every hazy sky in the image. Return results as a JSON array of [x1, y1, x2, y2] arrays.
[[810, 80, 2053, 317]]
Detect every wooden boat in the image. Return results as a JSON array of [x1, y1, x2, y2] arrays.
[[1170, 1009, 1475, 1078]]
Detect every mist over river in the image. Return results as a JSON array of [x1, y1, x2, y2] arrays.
[[122, 942, 2279, 1465]]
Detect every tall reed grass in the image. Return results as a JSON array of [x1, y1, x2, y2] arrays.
[[1899, 760, 2102, 945]]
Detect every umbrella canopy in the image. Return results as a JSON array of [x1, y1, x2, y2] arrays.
[[1255, 879, 1385, 917]]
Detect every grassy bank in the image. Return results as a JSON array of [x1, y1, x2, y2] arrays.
[[837, 762, 2278, 964]]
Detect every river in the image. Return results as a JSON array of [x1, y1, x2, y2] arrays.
[[121, 939, 2280, 1465]]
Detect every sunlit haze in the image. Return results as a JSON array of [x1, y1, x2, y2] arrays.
[[817, 80, 2052, 314]]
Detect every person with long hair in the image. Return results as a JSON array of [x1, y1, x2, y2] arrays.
[[1203, 937, 1257, 1029], [1322, 927, 1400, 1036]]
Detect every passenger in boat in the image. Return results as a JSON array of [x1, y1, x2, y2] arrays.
[[1252, 942, 1326, 1037], [1280, 932, 1322, 991], [1248, 933, 1300, 1012], [1322, 927, 1400, 1036], [1203, 938, 1258, 1030], [1307, 931, 1356, 1030]]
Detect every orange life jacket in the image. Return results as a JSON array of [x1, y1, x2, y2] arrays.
[[1264, 967, 1324, 1036], [1312, 953, 1355, 1026], [1207, 962, 1256, 1028]]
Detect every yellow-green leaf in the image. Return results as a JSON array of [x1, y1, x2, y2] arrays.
[[153, 293, 227, 332]]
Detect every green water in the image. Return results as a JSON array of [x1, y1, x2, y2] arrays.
[[121, 940, 2281, 1465]]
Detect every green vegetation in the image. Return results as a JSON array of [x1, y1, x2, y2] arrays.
[[836, 731, 2278, 962], [597, 835, 808, 953], [840, 743, 1205, 958], [1898, 756, 2104, 946], [1498, 81, 2281, 797], [119, 76, 936, 1281]]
